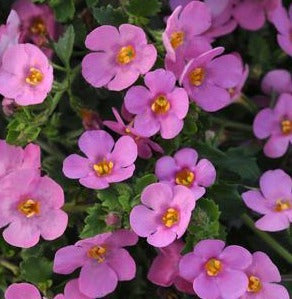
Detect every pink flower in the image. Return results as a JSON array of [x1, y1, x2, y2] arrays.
[[180, 47, 245, 112], [253, 93, 292, 158], [242, 169, 292, 232], [155, 148, 216, 200], [63, 130, 138, 190], [5, 283, 42, 299], [169, 0, 192, 10], [2, 98, 17, 116], [0, 10, 20, 64], [232, 0, 281, 31], [103, 108, 164, 159], [82, 24, 157, 91], [0, 43, 53, 106], [0, 139, 40, 180], [13, 0, 61, 57], [270, 4, 292, 56], [54, 279, 93, 299], [241, 252, 289, 299], [53, 230, 138, 298], [0, 168, 68, 248], [124, 69, 189, 139], [179, 239, 252, 299], [148, 240, 195, 295], [261, 69, 292, 96], [163, 1, 212, 62], [130, 183, 196, 247]]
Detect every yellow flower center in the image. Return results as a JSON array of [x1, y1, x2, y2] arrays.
[[175, 169, 195, 187], [18, 199, 40, 218], [274, 199, 291, 212], [125, 127, 131, 134], [189, 68, 205, 86], [151, 95, 170, 114], [93, 160, 114, 176], [281, 120, 292, 135], [205, 259, 222, 276], [248, 275, 262, 293], [170, 31, 185, 49], [30, 17, 47, 36], [87, 246, 107, 263], [117, 45, 136, 64], [26, 67, 43, 86], [162, 208, 179, 228]]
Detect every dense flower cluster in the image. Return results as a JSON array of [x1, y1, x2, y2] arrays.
[[0, 0, 291, 298]]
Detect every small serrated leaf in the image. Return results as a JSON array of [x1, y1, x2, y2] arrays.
[[127, 0, 161, 17], [92, 5, 128, 26]]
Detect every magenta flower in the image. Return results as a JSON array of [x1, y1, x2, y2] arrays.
[[270, 4, 292, 56], [241, 251, 289, 299], [124, 69, 189, 139], [13, 0, 61, 57], [0, 139, 40, 180], [104, 108, 164, 159], [155, 148, 216, 200], [0, 43, 53, 106], [0, 10, 20, 64], [180, 47, 245, 112], [53, 230, 138, 298], [169, 0, 192, 10], [0, 169, 68, 248], [148, 240, 195, 295], [63, 130, 137, 190], [179, 239, 252, 299], [262, 69, 292, 96], [163, 1, 212, 62], [5, 283, 42, 299], [233, 0, 281, 31], [253, 93, 292, 158], [242, 169, 292, 232], [54, 279, 93, 299], [82, 24, 157, 91], [130, 183, 196, 247]]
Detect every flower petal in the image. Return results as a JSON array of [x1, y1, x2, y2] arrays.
[[63, 154, 91, 179]]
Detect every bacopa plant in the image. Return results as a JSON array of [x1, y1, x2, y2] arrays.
[[0, 0, 291, 298]]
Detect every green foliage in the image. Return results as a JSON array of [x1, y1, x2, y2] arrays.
[[54, 25, 75, 68], [49, 0, 75, 22], [183, 199, 223, 253], [92, 5, 128, 26], [126, 0, 161, 17]]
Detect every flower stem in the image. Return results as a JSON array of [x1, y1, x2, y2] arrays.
[[0, 259, 19, 275], [241, 214, 292, 264], [211, 117, 253, 132], [63, 203, 92, 213]]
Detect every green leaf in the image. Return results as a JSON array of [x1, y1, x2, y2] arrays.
[[97, 188, 121, 210], [80, 204, 109, 238], [86, 0, 99, 7], [127, 0, 161, 17], [54, 25, 75, 67], [92, 5, 128, 26], [134, 174, 157, 194], [50, 0, 75, 22], [20, 257, 52, 284]]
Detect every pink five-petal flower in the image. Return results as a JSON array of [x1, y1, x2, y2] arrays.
[[0, 169, 68, 248], [270, 4, 292, 56], [155, 148, 216, 200], [163, 1, 212, 62], [0, 10, 20, 64], [82, 24, 157, 91], [63, 130, 138, 190], [0, 43, 53, 106], [241, 251, 289, 299], [54, 279, 93, 299], [103, 108, 164, 159], [5, 283, 42, 299], [242, 169, 292, 232], [147, 240, 195, 295], [124, 69, 189, 139], [261, 69, 292, 96], [0, 139, 40, 180], [179, 239, 252, 299], [253, 93, 292, 158], [180, 47, 245, 112], [53, 230, 138, 298], [232, 0, 281, 31], [13, 0, 61, 58], [130, 183, 196, 247]]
